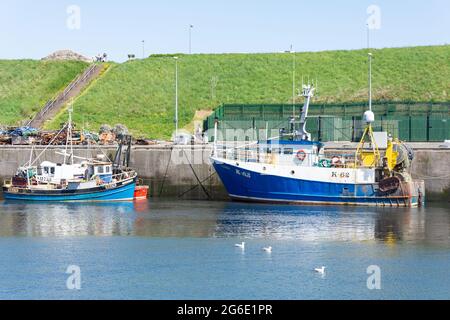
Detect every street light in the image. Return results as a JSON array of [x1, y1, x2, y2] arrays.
[[189, 25, 194, 54], [290, 45, 296, 118], [174, 57, 179, 137], [142, 40, 145, 59]]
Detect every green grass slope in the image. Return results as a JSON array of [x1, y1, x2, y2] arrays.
[[0, 60, 88, 125], [46, 45, 450, 139]]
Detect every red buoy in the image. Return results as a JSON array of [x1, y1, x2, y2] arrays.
[[134, 185, 149, 201]]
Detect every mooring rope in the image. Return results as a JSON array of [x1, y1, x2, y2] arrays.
[[158, 146, 174, 197], [182, 149, 212, 200]]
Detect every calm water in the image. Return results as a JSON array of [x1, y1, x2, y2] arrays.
[[0, 199, 449, 300]]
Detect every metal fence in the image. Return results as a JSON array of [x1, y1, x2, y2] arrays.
[[205, 102, 450, 142]]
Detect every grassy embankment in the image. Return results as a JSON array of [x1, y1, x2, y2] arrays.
[[0, 60, 88, 126]]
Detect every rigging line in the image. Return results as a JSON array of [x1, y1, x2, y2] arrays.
[[91, 140, 113, 162], [28, 123, 68, 167], [182, 148, 212, 200]]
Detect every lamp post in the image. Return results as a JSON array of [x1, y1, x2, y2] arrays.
[[142, 40, 145, 59], [174, 57, 179, 138], [367, 24, 372, 112], [291, 45, 296, 118], [189, 25, 194, 54]]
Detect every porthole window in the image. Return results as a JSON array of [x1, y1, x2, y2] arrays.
[[291, 170, 295, 175]]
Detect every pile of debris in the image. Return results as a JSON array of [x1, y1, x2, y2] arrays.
[[0, 123, 169, 146], [0, 126, 39, 145], [42, 50, 92, 63], [0, 123, 132, 146]]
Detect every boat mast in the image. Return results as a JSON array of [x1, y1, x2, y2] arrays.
[[64, 104, 74, 165]]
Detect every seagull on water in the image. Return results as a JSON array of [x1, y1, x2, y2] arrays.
[[235, 242, 245, 249], [314, 266, 326, 275], [263, 246, 272, 253]]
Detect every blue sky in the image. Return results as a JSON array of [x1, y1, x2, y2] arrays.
[[1, 0, 449, 62]]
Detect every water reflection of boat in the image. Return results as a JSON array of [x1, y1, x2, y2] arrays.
[[0, 201, 136, 237], [215, 202, 448, 245], [215, 202, 378, 241]]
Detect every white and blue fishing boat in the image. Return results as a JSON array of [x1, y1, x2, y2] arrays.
[[211, 54, 425, 207], [2, 110, 137, 202]]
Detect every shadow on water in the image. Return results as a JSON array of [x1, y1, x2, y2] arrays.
[[0, 199, 448, 245]]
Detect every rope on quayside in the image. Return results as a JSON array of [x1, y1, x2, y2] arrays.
[[412, 172, 450, 180]]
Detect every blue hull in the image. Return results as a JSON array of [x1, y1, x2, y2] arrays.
[[213, 162, 419, 207], [2, 181, 136, 202]]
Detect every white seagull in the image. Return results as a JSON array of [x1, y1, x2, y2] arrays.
[[235, 242, 245, 250], [314, 266, 326, 275], [263, 246, 272, 253]]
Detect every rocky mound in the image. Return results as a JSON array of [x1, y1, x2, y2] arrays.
[[42, 50, 91, 63]]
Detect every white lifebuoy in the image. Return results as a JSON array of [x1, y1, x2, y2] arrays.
[[331, 156, 342, 166]]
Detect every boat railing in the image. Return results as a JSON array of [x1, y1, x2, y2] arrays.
[[215, 143, 266, 163], [111, 169, 137, 183], [215, 143, 360, 169]]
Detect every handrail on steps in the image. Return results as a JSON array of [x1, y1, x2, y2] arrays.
[[26, 64, 100, 126]]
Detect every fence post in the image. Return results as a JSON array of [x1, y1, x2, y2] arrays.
[[318, 116, 322, 142], [408, 116, 412, 142], [351, 116, 355, 142]]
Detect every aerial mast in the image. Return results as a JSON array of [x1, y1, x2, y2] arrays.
[[297, 84, 315, 141]]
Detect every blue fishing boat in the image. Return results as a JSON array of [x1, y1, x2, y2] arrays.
[[2, 109, 137, 202], [211, 54, 425, 207]]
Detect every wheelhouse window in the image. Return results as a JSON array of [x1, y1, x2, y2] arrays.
[[44, 167, 49, 174], [37, 167, 43, 175], [97, 166, 104, 174], [50, 167, 55, 175], [106, 166, 110, 173]]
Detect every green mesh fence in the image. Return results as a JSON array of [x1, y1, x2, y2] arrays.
[[205, 102, 450, 142]]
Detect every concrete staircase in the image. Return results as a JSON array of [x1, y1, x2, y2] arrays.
[[27, 63, 105, 128]]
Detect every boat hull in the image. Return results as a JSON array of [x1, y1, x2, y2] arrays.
[[2, 179, 136, 202], [212, 159, 424, 207]]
